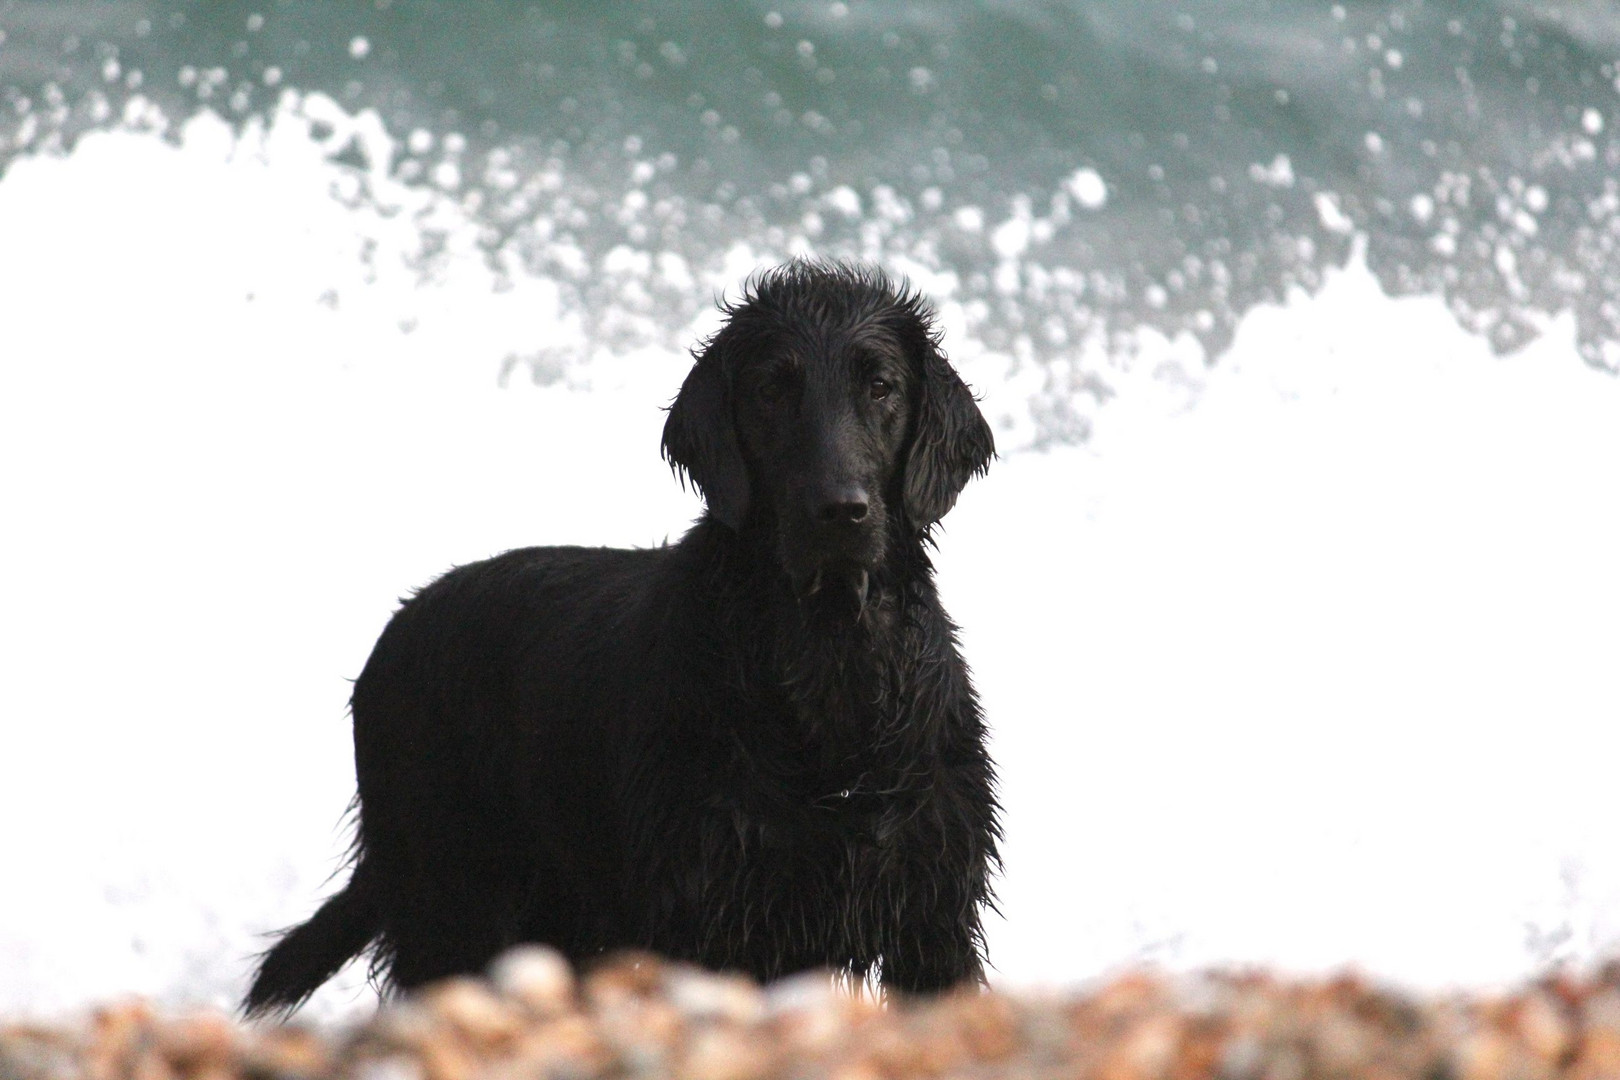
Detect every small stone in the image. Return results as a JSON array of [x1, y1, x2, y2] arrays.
[[416, 1038, 478, 1080], [583, 954, 667, 1011], [1512, 991, 1570, 1062], [351, 1054, 427, 1080], [861, 1023, 936, 1076], [85, 1001, 157, 1080], [763, 971, 841, 1015], [129, 1050, 175, 1080], [1099, 1014, 1181, 1080], [157, 1012, 237, 1073], [1094, 972, 1169, 1021], [677, 1026, 775, 1080], [512, 1014, 616, 1078], [773, 987, 880, 1058], [421, 978, 522, 1048], [945, 991, 1022, 1061], [1586, 988, 1620, 1030], [1572, 1028, 1620, 1080], [826, 1063, 883, 1080], [0, 1028, 83, 1080], [242, 1027, 331, 1079], [1219, 1033, 1265, 1080], [664, 969, 766, 1026], [1454, 1029, 1514, 1080], [489, 946, 577, 1017], [1312, 1013, 1373, 1073], [771, 999, 851, 1057]]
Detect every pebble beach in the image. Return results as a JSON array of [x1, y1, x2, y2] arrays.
[[7, 950, 1620, 1080]]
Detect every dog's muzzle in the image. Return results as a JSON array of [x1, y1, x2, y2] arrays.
[[794, 559, 871, 617]]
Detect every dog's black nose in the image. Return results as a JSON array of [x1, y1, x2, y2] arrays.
[[815, 486, 869, 524]]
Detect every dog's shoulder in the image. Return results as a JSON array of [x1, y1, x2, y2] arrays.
[[402, 544, 670, 605]]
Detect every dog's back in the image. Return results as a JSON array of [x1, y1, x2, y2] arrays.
[[354, 546, 679, 987], [246, 545, 664, 1013]]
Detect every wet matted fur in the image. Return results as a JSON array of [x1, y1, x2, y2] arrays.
[[245, 261, 1000, 1016]]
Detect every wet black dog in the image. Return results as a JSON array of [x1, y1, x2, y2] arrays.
[[245, 261, 999, 1015]]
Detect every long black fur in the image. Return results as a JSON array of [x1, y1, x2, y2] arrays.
[[244, 261, 999, 1017]]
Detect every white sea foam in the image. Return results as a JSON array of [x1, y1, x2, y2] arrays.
[[1, 100, 1617, 1019], [957, 247, 1620, 991]]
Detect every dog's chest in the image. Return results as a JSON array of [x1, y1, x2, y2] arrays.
[[742, 774, 900, 850], [691, 610, 933, 858]]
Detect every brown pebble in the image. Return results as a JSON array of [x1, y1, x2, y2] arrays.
[[421, 979, 523, 1048], [511, 1014, 616, 1077], [677, 1026, 776, 1080], [244, 1027, 332, 1079], [861, 1021, 942, 1076], [946, 991, 1022, 1061], [1096, 1013, 1182, 1080], [416, 1037, 478, 1080], [130, 1050, 175, 1080], [772, 991, 870, 1057], [583, 953, 667, 1009], [157, 1012, 236, 1074], [1571, 1032, 1620, 1080], [1312, 1012, 1374, 1074], [85, 1001, 157, 1080], [1513, 991, 1572, 1063], [1095, 972, 1170, 1021], [1454, 1029, 1515, 1080], [826, 1063, 884, 1080]]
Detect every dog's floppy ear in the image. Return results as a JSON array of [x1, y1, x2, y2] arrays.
[[903, 343, 995, 527], [662, 347, 750, 530]]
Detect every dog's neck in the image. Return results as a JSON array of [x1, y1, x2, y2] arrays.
[[671, 513, 970, 828], [691, 513, 939, 756]]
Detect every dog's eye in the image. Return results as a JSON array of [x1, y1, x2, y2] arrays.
[[754, 372, 794, 406], [869, 378, 892, 401]]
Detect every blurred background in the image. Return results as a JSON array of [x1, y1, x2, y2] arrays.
[[2, 0, 1618, 1019]]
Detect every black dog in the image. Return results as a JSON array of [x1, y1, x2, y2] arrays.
[[244, 261, 999, 1015]]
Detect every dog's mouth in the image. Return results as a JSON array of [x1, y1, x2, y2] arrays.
[[793, 559, 871, 615]]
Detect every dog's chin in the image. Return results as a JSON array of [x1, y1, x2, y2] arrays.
[[791, 559, 872, 618]]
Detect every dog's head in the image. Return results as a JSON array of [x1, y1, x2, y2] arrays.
[[663, 261, 993, 600]]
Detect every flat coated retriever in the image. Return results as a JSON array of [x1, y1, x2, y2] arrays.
[[245, 260, 999, 1016]]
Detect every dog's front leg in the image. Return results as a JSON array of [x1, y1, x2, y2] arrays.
[[878, 889, 989, 994], [875, 801, 996, 995]]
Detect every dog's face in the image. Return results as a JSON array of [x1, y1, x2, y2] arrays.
[[729, 308, 911, 598], [663, 262, 994, 602]]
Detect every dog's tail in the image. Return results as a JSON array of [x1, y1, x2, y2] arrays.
[[244, 865, 380, 1018]]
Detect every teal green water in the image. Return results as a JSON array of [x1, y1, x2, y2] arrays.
[[5, 0, 1620, 389]]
